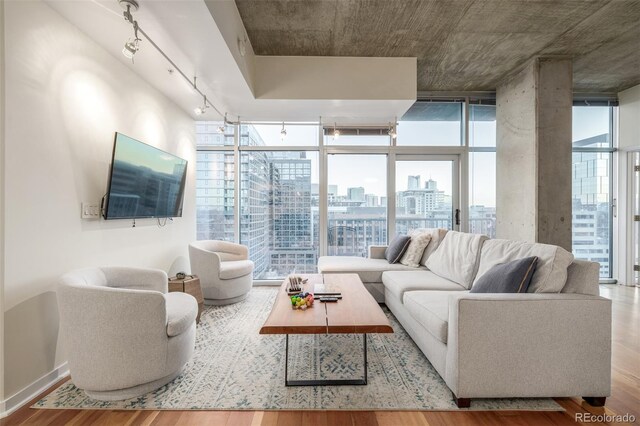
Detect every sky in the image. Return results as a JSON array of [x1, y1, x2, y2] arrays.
[[572, 106, 610, 142]]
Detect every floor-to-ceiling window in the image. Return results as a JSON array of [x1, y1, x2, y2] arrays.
[[572, 103, 617, 278], [195, 97, 498, 280], [395, 101, 465, 236], [327, 154, 387, 256], [195, 121, 235, 241], [239, 124, 320, 279], [468, 102, 497, 238]]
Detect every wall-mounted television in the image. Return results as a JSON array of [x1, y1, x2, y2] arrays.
[[103, 132, 188, 220]]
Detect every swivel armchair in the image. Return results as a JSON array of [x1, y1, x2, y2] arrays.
[[57, 266, 197, 401], [189, 240, 254, 305]]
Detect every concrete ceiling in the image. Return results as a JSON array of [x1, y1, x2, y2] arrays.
[[235, 0, 640, 93]]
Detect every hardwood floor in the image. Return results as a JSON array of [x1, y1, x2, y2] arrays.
[[2, 284, 638, 426]]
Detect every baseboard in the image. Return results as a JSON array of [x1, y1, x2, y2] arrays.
[[0, 363, 69, 419]]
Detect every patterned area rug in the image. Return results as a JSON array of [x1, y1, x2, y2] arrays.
[[34, 288, 561, 411]]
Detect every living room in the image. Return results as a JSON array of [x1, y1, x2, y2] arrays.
[[0, 0, 639, 425]]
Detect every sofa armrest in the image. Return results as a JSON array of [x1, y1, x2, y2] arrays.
[[445, 293, 611, 399], [216, 241, 249, 258], [368, 245, 387, 259], [165, 292, 198, 337], [102, 267, 168, 293]]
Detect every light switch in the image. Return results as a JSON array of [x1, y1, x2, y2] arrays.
[[81, 202, 101, 219]]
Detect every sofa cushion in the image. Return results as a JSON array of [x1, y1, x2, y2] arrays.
[[474, 239, 574, 293], [382, 270, 466, 301], [415, 228, 449, 266], [318, 256, 423, 283], [403, 291, 455, 344], [219, 260, 254, 279], [400, 232, 432, 268], [385, 235, 412, 263], [425, 231, 488, 289], [470, 256, 538, 293]]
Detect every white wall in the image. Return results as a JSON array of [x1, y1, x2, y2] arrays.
[[2, 0, 196, 401], [0, 0, 6, 405], [617, 84, 640, 286]]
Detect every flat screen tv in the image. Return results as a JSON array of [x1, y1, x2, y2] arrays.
[[103, 132, 188, 220]]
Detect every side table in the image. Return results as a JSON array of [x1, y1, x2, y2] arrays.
[[168, 275, 204, 324]]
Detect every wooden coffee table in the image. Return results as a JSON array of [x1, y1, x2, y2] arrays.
[[260, 273, 393, 386]]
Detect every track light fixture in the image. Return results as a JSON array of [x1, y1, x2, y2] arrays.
[[194, 95, 208, 116], [388, 122, 397, 139], [280, 122, 287, 140], [120, 0, 140, 62], [118, 0, 231, 121], [216, 113, 228, 133], [333, 122, 340, 139]]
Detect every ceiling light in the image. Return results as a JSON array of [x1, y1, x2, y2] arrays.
[[280, 122, 287, 140], [388, 120, 397, 139], [118, 0, 229, 122], [122, 38, 139, 59], [333, 123, 340, 139], [217, 113, 228, 132], [194, 95, 208, 116], [120, 1, 141, 62]]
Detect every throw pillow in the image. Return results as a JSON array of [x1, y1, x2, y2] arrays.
[[400, 233, 432, 268], [470, 256, 539, 293], [385, 235, 412, 264]]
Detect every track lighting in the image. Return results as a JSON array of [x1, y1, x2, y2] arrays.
[[280, 122, 287, 140], [388, 124, 397, 139], [333, 123, 340, 139], [122, 38, 139, 60], [118, 0, 229, 121], [216, 113, 228, 132], [194, 95, 208, 116], [120, 0, 140, 62]]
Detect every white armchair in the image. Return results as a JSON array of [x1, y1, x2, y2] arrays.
[[189, 240, 254, 305], [57, 267, 197, 401]]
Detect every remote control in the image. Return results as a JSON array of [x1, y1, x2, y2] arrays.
[[320, 297, 338, 302]]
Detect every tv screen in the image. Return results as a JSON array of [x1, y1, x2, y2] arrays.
[[103, 133, 188, 220]]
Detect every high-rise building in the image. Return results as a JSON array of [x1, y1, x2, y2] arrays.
[[572, 148, 611, 276], [365, 194, 379, 207], [194, 125, 319, 279], [268, 152, 316, 277], [347, 187, 365, 202], [408, 175, 420, 190]]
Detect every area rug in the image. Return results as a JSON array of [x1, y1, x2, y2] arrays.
[[34, 287, 561, 411]]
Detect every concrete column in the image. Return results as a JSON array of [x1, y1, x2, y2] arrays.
[[496, 57, 573, 250]]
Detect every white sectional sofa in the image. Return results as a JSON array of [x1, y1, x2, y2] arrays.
[[318, 230, 611, 408]]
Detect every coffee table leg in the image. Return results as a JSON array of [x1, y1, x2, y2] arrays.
[[284, 333, 368, 386]]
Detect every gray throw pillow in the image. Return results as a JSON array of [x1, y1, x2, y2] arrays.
[[470, 256, 538, 293], [385, 235, 412, 264]]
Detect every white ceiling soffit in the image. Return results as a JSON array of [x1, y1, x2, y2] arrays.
[[46, 0, 417, 124]]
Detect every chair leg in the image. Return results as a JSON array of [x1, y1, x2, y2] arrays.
[[583, 396, 606, 407], [453, 393, 471, 408]]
